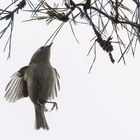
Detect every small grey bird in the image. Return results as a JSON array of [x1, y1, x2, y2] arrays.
[[4, 43, 60, 130]]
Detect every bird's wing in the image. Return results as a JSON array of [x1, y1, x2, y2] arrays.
[[53, 68, 60, 98], [4, 66, 29, 103]]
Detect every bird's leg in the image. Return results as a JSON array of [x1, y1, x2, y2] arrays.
[[46, 101, 58, 111], [37, 101, 48, 111]]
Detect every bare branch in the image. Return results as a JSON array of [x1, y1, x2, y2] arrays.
[[0, 0, 140, 69]]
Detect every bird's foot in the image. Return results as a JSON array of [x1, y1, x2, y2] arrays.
[[46, 101, 58, 111]]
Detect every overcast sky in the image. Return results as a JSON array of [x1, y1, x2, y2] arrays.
[[1, 0, 140, 140]]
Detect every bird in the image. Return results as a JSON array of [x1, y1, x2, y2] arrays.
[[4, 43, 60, 130]]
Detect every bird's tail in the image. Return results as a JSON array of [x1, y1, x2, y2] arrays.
[[34, 104, 49, 130]]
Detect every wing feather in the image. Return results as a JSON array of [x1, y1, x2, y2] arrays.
[[4, 66, 28, 103], [53, 68, 60, 99]]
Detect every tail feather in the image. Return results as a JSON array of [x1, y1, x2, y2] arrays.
[[35, 105, 49, 130]]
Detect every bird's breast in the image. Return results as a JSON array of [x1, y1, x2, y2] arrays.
[[25, 63, 56, 103]]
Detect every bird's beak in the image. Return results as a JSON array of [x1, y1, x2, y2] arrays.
[[48, 42, 53, 48], [43, 42, 53, 49]]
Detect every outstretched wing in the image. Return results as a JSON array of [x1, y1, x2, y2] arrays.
[[4, 66, 29, 103]]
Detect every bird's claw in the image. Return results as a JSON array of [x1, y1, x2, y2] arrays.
[[50, 102, 58, 111]]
